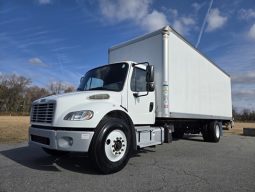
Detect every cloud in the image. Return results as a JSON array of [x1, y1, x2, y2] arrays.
[[206, 8, 227, 32], [19, 38, 65, 49], [239, 8, 255, 20], [232, 86, 255, 111], [248, 24, 255, 40], [173, 18, 195, 35], [214, 40, 255, 111], [98, 0, 168, 32], [99, 0, 150, 22], [232, 89, 255, 100], [232, 71, 255, 84], [192, 2, 206, 12], [238, 9, 255, 40], [167, 8, 178, 18], [29, 57, 47, 67], [37, 0, 51, 5], [216, 41, 255, 74], [141, 10, 168, 32], [204, 11, 255, 110], [232, 88, 255, 111], [167, 8, 196, 35], [181, 17, 196, 26], [56, 53, 72, 65], [51, 45, 80, 52], [0, 18, 26, 25], [98, 1, 198, 34]]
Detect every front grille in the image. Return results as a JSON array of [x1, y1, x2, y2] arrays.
[[31, 134, 50, 145], [31, 102, 56, 124]]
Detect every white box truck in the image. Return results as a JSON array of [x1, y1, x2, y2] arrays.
[[29, 26, 232, 173]]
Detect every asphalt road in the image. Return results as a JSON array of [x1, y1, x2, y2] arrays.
[[0, 134, 255, 192]]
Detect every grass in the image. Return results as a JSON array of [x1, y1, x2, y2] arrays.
[[224, 122, 255, 135], [0, 116, 255, 143], [0, 116, 30, 143]]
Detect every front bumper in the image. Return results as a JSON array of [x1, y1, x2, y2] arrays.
[[29, 126, 94, 152]]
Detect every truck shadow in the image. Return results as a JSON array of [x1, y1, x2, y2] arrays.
[[0, 145, 99, 175], [179, 134, 205, 142], [1, 137, 205, 174], [0, 145, 155, 175]]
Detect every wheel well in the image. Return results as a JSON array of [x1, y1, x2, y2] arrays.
[[103, 110, 137, 152], [104, 111, 133, 126]]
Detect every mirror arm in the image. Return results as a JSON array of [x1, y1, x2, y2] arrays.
[[132, 62, 150, 67]]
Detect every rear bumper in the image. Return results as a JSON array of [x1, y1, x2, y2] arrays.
[[29, 126, 94, 152]]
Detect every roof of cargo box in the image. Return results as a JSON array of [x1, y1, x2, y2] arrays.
[[109, 26, 230, 77]]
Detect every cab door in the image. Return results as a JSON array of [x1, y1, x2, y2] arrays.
[[127, 66, 155, 125]]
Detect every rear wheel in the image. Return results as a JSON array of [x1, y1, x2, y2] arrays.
[[202, 121, 221, 142], [42, 147, 69, 157], [89, 117, 131, 174]]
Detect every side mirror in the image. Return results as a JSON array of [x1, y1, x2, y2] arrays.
[[146, 82, 155, 92], [146, 65, 154, 82]]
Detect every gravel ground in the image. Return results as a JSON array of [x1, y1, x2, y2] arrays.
[[0, 134, 255, 192]]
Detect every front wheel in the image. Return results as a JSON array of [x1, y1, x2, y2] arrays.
[[89, 117, 131, 174]]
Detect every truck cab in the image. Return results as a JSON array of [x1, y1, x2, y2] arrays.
[[29, 61, 158, 173]]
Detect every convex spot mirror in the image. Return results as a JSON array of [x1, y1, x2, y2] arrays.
[[146, 65, 154, 82], [146, 65, 155, 92]]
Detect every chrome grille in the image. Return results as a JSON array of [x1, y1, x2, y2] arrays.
[[31, 102, 56, 124]]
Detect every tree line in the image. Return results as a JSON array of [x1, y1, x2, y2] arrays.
[[233, 108, 255, 122], [0, 73, 75, 115], [0, 73, 255, 121]]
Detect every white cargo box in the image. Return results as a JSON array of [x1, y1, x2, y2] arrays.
[[109, 26, 232, 120]]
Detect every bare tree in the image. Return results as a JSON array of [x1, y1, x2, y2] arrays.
[[64, 85, 76, 93], [24, 86, 50, 112], [233, 108, 255, 122], [0, 74, 31, 113], [48, 81, 75, 95], [0, 73, 77, 115]]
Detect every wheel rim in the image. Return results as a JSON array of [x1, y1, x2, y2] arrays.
[[104, 129, 127, 162], [215, 124, 220, 139]]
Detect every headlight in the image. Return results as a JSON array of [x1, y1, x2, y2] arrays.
[[64, 110, 94, 121]]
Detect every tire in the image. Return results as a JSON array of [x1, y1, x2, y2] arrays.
[[202, 123, 210, 142], [202, 131, 210, 142], [202, 121, 221, 142], [89, 117, 131, 174], [42, 147, 69, 157]]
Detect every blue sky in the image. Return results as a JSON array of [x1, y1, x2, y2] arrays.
[[0, 0, 255, 110]]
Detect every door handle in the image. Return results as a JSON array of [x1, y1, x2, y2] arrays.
[[149, 102, 154, 112]]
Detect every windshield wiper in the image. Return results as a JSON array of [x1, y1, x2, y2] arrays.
[[87, 87, 114, 91]]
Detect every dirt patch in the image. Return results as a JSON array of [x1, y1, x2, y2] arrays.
[[224, 122, 255, 135], [0, 116, 30, 143]]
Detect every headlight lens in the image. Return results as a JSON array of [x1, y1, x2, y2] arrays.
[[64, 110, 94, 121]]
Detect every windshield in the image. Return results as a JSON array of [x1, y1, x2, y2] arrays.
[[77, 63, 129, 92]]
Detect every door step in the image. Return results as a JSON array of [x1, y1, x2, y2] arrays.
[[135, 126, 164, 148]]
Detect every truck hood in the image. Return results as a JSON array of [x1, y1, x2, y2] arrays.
[[31, 91, 124, 127], [33, 91, 121, 105]]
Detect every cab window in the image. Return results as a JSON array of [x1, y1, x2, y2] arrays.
[[131, 67, 146, 92]]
